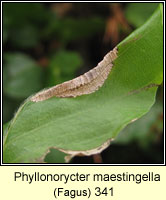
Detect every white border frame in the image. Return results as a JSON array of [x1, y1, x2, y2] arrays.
[[1, 0, 165, 166]]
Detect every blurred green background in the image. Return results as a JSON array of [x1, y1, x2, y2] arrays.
[[3, 2, 163, 164]]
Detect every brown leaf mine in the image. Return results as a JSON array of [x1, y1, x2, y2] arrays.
[[62, 138, 114, 163], [31, 47, 118, 102], [43, 138, 114, 163]]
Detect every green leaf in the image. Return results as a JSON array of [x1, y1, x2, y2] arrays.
[[3, 6, 163, 163], [125, 3, 159, 27], [115, 99, 163, 148], [44, 148, 67, 163], [3, 53, 43, 99], [3, 121, 11, 136]]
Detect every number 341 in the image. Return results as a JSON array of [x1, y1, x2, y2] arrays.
[[95, 187, 113, 196]]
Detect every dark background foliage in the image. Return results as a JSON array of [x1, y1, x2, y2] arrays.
[[3, 2, 163, 164]]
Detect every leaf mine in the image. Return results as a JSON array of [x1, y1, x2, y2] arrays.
[[31, 47, 118, 102], [61, 138, 114, 162], [38, 138, 114, 163]]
